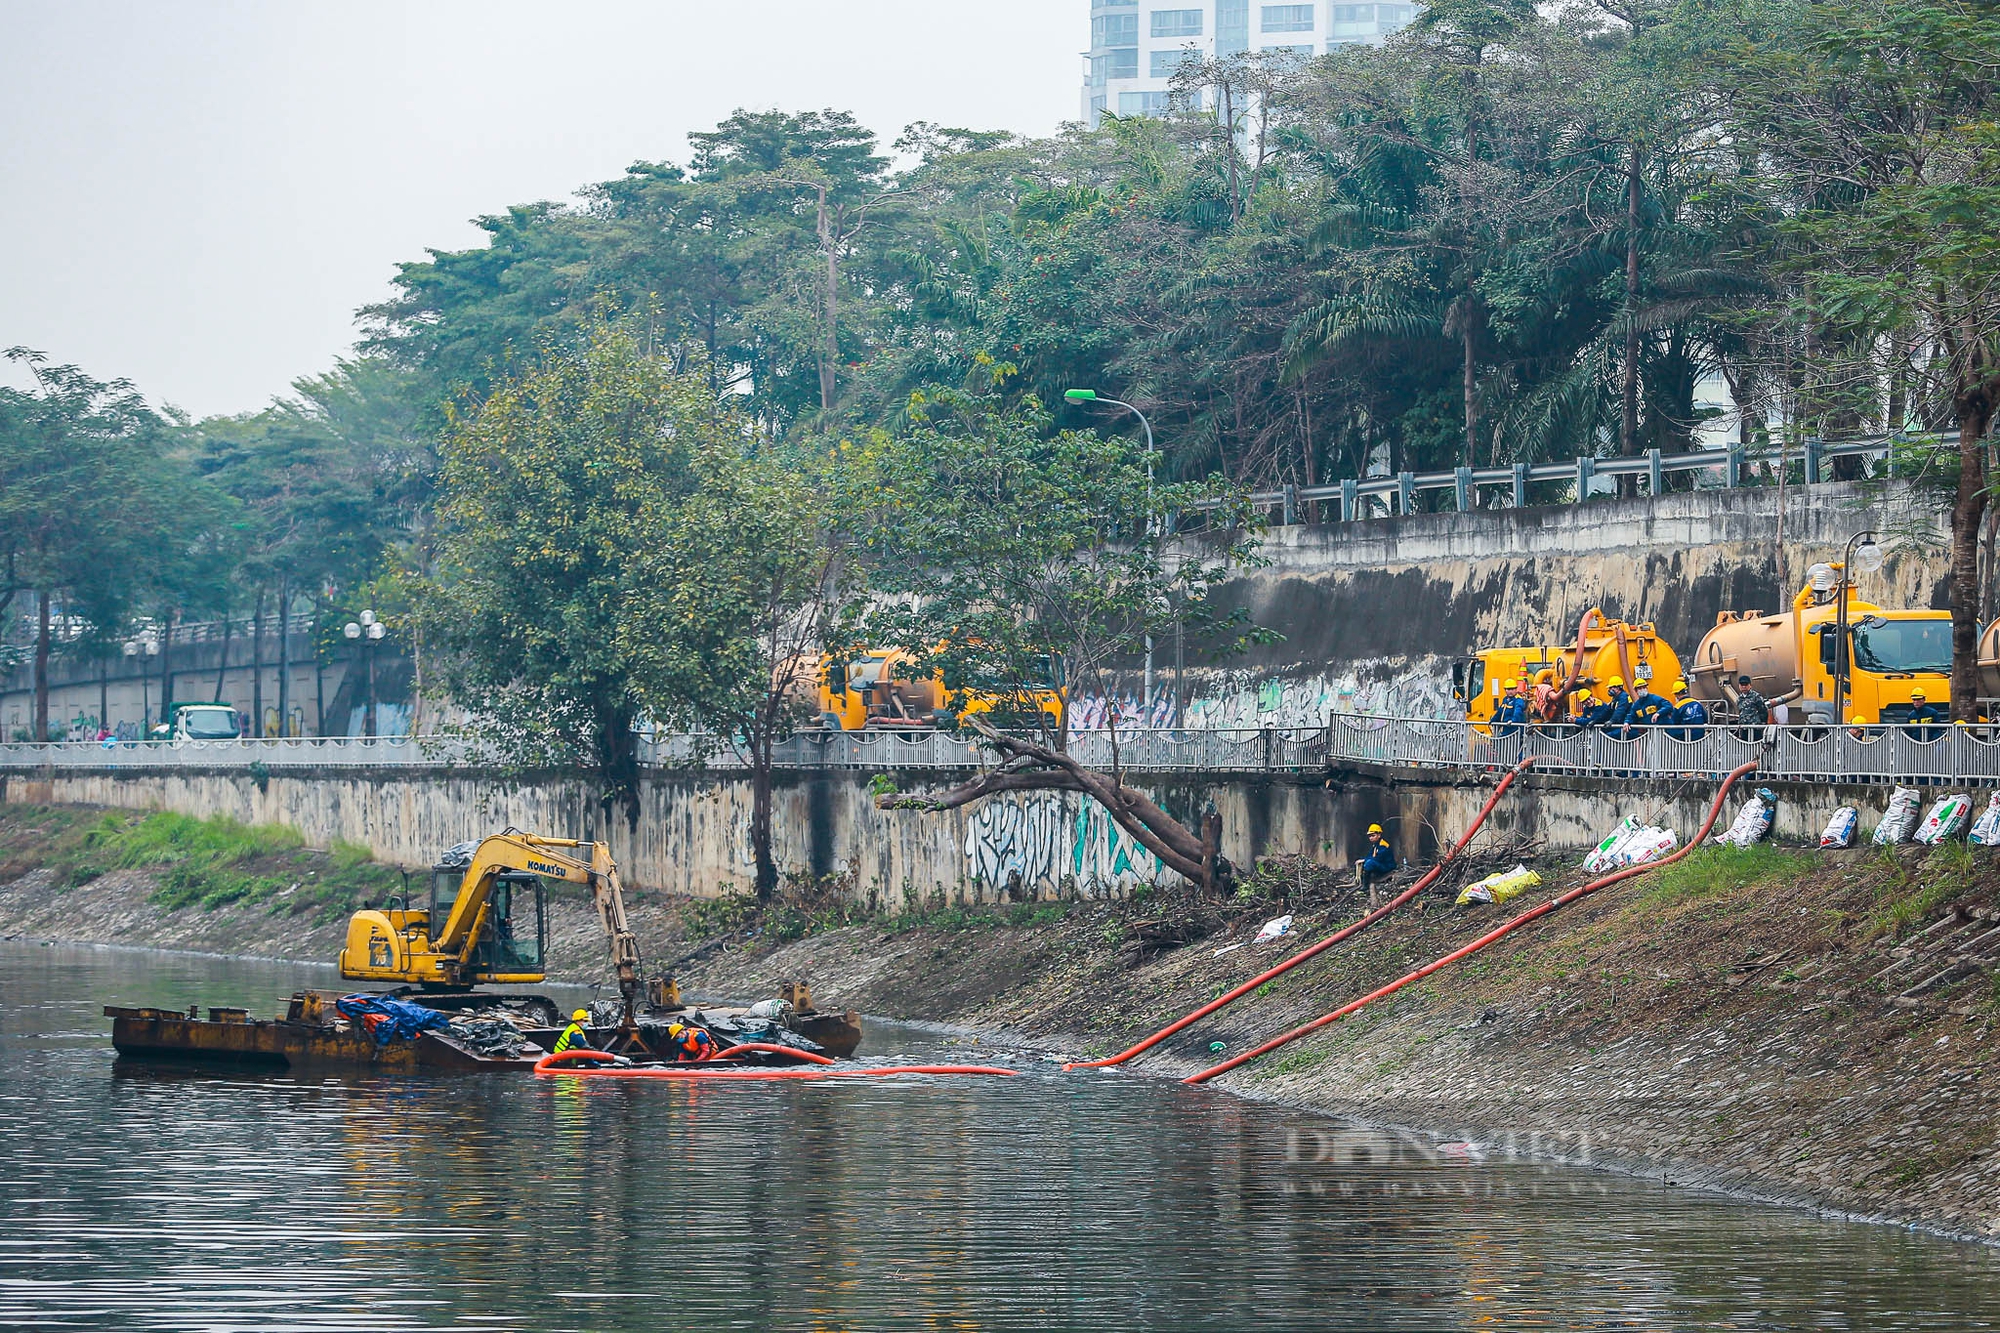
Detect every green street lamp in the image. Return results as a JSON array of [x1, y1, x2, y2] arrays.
[[1066, 387, 1158, 725]]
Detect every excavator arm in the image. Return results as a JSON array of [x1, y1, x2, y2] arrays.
[[432, 833, 644, 1021]]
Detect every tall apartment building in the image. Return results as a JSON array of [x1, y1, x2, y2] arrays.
[[1082, 0, 1417, 125]]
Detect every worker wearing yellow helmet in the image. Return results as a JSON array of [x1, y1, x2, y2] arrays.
[[553, 1008, 593, 1055], [1356, 820, 1397, 907], [1495, 677, 1530, 738], [1663, 678, 1708, 741], [1908, 687, 1946, 741], [1579, 676, 1628, 732]]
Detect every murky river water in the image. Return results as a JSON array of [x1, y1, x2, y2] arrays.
[[3, 940, 1998, 1331]]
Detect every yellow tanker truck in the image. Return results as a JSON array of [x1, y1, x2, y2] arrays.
[[1686, 564, 1950, 725], [1452, 611, 1684, 726]]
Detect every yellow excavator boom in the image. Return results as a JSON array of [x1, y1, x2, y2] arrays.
[[339, 830, 645, 1020]]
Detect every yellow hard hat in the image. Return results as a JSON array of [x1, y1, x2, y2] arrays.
[[1910, 688, 1926, 700], [1505, 678, 1520, 690], [1607, 675, 1625, 689], [1851, 715, 1867, 725], [572, 1009, 590, 1022], [1673, 679, 1689, 694], [1367, 823, 1384, 835]]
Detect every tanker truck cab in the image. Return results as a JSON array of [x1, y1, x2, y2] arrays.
[[1692, 567, 1948, 726]]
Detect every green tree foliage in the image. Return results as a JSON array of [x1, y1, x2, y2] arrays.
[[0, 349, 229, 737], [621, 441, 849, 900], [853, 378, 1264, 892], [421, 319, 733, 823]]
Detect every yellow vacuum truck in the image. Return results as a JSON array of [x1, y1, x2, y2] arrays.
[[1686, 565, 1950, 725], [1453, 610, 1684, 726]]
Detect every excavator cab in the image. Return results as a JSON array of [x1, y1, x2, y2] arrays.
[[461, 872, 545, 975]]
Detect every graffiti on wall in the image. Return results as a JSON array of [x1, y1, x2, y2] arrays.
[[1072, 660, 1459, 732], [963, 792, 1175, 897]]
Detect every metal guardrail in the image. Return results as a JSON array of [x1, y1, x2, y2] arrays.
[[8, 719, 1994, 788], [0, 728, 1331, 776], [1326, 715, 2000, 787], [0, 736, 448, 769], [1208, 432, 1952, 526]]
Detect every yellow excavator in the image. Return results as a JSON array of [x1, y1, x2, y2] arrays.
[[338, 830, 650, 1025]]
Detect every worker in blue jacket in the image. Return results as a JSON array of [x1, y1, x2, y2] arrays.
[[1663, 679, 1708, 741], [1494, 678, 1530, 738], [1621, 683, 1674, 739], [1356, 822, 1397, 906], [1580, 677, 1631, 731], [1908, 687, 1947, 741]]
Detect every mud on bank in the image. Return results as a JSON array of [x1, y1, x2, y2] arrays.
[[678, 840, 2000, 1243], [5, 801, 1999, 1241]]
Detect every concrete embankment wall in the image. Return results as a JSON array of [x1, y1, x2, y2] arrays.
[[0, 760, 1877, 903], [1187, 480, 1950, 720]]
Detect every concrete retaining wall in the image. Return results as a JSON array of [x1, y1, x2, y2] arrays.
[[0, 760, 1915, 905]]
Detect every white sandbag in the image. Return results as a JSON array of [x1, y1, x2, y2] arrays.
[[1915, 794, 1973, 846], [1818, 806, 1859, 849], [1710, 791, 1777, 848], [1969, 793, 2000, 847], [1583, 815, 1641, 874], [1873, 786, 1924, 845], [1615, 826, 1679, 867]]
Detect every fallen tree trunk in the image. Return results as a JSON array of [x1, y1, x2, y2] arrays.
[[873, 720, 1231, 893]]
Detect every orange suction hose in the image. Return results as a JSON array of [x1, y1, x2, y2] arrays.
[[1182, 760, 1759, 1084], [1063, 756, 1539, 1072]]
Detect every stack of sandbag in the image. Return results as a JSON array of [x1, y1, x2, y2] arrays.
[[1969, 794, 2000, 846], [1710, 789, 1778, 848], [1872, 786, 1924, 845], [1914, 793, 1973, 846], [1583, 817, 1679, 873], [1818, 806, 1860, 849], [1456, 864, 1542, 907]]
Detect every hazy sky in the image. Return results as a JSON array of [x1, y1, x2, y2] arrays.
[[0, 1, 1081, 418]]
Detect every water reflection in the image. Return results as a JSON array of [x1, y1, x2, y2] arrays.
[[1, 940, 1995, 1330]]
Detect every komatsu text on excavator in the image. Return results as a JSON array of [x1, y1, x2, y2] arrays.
[[338, 830, 646, 1022]]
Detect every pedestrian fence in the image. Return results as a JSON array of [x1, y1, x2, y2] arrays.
[[0, 718, 1991, 788], [0, 727, 1329, 776], [1325, 715, 2000, 787]]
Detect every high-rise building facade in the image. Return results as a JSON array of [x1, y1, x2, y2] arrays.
[[1082, 1, 1417, 125]]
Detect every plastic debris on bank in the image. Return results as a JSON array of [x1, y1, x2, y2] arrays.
[[1456, 863, 1542, 908]]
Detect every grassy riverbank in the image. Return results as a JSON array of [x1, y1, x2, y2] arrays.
[[4, 800, 1997, 1239]]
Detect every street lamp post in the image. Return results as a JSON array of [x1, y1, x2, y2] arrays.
[[1066, 387, 1159, 725], [344, 610, 386, 737], [1832, 531, 1885, 728], [122, 633, 159, 736]]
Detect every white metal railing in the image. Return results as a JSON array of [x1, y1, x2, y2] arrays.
[[7, 720, 1992, 786], [1327, 714, 2000, 786], [0, 727, 1330, 775]]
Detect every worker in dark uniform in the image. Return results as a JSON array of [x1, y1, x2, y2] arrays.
[[1909, 688, 1947, 741], [1663, 679, 1708, 741], [1580, 677, 1630, 731], [553, 1009, 593, 1055], [1357, 822, 1397, 908], [1621, 682, 1673, 738], [1494, 679, 1530, 739]]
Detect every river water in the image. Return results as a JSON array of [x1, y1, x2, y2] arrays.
[[2, 940, 1997, 1331]]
